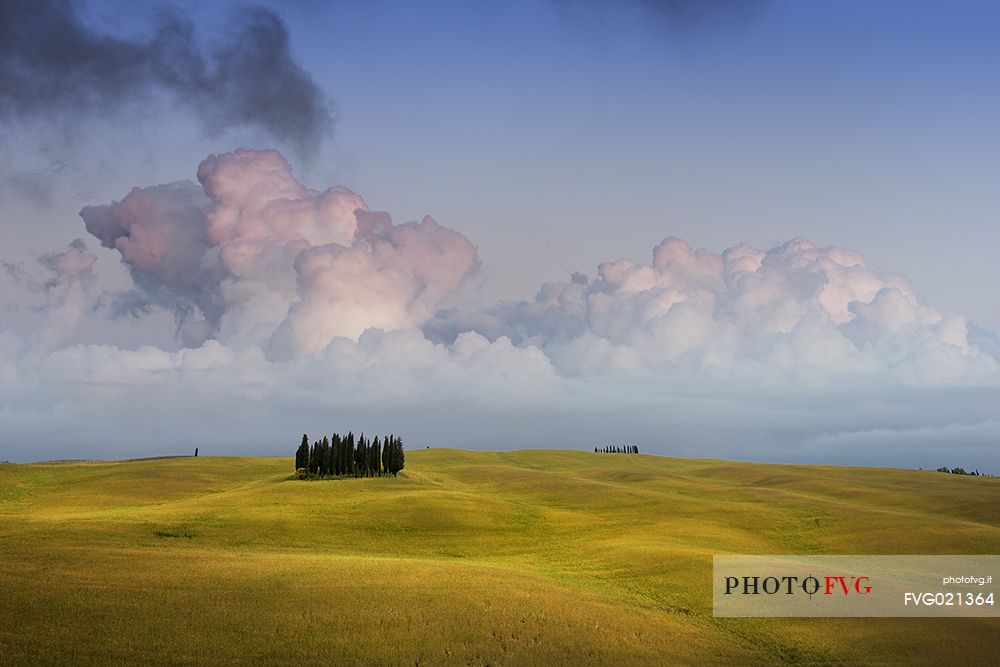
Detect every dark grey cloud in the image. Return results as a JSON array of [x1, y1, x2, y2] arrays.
[[0, 0, 333, 157], [552, 0, 767, 32], [631, 0, 765, 24], [0, 160, 69, 208]]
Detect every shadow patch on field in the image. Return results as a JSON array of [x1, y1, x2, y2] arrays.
[[152, 526, 195, 540]]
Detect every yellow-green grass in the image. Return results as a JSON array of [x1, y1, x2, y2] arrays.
[[0, 450, 998, 665]]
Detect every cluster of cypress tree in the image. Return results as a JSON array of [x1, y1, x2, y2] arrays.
[[935, 466, 991, 476], [595, 445, 640, 454], [294, 432, 405, 478]]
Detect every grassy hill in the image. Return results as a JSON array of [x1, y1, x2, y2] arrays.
[[0, 450, 998, 665]]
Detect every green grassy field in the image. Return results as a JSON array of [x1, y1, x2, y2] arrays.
[[0, 450, 998, 665]]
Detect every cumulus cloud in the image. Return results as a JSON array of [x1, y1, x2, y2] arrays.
[[0, 0, 332, 156], [2, 148, 999, 469], [80, 148, 479, 356], [427, 236, 998, 385]]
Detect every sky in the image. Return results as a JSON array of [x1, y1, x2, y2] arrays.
[[1, 0, 998, 469]]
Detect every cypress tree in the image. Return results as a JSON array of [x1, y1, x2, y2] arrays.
[[340, 432, 348, 476], [365, 434, 371, 476], [388, 435, 405, 476], [320, 436, 331, 477], [340, 433, 347, 476], [397, 436, 405, 475], [366, 436, 372, 477], [355, 433, 366, 477], [346, 432, 355, 476], [308, 441, 319, 474], [365, 436, 371, 477], [332, 433, 342, 476], [331, 433, 338, 476], [296, 434, 309, 470], [356, 434, 363, 477]]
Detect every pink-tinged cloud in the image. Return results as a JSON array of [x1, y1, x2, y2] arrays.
[[80, 148, 480, 355], [72, 149, 998, 387]]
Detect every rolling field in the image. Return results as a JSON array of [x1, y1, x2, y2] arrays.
[[0, 450, 998, 665]]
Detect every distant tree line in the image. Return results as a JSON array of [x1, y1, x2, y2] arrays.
[[935, 466, 993, 477], [595, 445, 640, 454], [295, 432, 405, 478]]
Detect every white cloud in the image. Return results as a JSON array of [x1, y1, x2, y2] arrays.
[[428, 235, 999, 385], [79, 149, 479, 355], [2, 149, 999, 469]]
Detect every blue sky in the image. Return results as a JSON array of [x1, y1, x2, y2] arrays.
[[5, 0, 999, 328], [282, 0, 1000, 327]]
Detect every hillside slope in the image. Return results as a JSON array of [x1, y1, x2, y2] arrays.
[[0, 450, 998, 665]]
